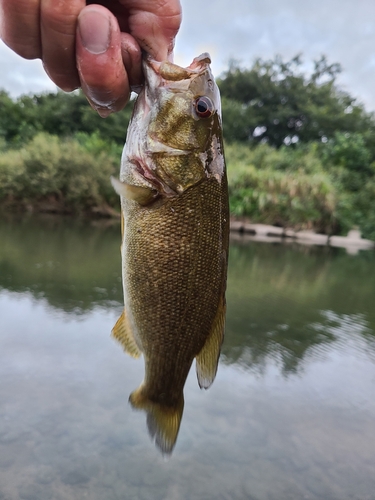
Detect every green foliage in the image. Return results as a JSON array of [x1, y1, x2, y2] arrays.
[[0, 90, 40, 145], [73, 130, 123, 160], [225, 139, 375, 240], [356, 179, 375, 241], [0, 89, 133, 147], [226, 142, 336, 232], [318, 132, 375, 239], [218, 55, 375, 148], [0, 133, 120, 212], [330, 177, 375, 241], [321, 132, 375, 189], [227, 141, 324, 174], [1, 53, 375, 238]]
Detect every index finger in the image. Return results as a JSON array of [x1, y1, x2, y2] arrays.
[[40, 0, 85, 91], [123, 0, 182, 61], [0, 0, 41, 59]]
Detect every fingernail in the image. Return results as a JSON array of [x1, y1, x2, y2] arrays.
[[79, 9, 110, 54]]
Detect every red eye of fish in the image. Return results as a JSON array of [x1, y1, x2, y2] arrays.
[[194, 96, 214, 118]]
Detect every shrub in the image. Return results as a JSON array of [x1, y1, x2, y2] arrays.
[[0, 133, 120, 212], [226, 142, 336, 232]]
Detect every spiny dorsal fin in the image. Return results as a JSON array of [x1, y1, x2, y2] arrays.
[[195, 296, 226, 389], [111, 309, 141, 358], [110, 176, 157, 206], [129, 386, 184, 456]]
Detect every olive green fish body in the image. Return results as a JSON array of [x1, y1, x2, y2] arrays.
[[124, 175, 228, 398], [112, 54, 229, 453]]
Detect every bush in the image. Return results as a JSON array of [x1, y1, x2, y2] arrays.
[[0, 133, 120, 212], [228, 165, 336, 232], [1, 131, 374, 239], [321, 132, 375, 192], [333, 177, 375, 240], [226, 142, 336, 232], [358, 179, 375, 241], [317, 132, 375, 238]]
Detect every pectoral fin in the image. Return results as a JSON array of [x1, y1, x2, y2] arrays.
[[195, 297, 226, 389], [111, 309, 141, 358], [110, 176, 156, 206]]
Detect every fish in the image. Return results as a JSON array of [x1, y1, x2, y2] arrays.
[[111, 53, 229, 454]]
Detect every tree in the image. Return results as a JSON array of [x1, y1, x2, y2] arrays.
[[0, 90, 134, 147], [0, 90, 41, 144], [218, 55, 375, 148]]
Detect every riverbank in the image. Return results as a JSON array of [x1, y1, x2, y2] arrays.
[[230, 219, 375, 252], [2, 133, 375, 241], [0, 195, 120, 218], [1, 201, 373, 253]]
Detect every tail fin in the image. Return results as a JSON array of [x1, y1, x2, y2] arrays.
[[129, 386, 184, 455]]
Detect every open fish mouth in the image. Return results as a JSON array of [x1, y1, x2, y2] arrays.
[[130, 53, 213, 94], [142, 53, 213, 94]]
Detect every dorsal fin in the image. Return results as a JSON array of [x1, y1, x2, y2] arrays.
[[111, 309, 142, 358]]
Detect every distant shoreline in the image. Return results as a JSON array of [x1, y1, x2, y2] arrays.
[[1, 200, 373, 252], [230, 220, 375, 252], [0, 197, 121, 219]]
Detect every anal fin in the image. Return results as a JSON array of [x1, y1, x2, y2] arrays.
[[111, 309, 141, 358], [195, 296, 226, 389]]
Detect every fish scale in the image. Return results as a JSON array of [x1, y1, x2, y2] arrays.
[[125, 179, 226, 358]]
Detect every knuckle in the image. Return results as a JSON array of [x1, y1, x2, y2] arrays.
[[42, 0, 82, 35]]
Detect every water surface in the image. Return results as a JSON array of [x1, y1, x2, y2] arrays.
[[1, 215, 375, 500]]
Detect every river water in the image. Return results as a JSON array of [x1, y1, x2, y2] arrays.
[[0, 215, 375, 500]]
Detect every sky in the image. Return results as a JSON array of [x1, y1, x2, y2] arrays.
[[1, 0, 375, 111]]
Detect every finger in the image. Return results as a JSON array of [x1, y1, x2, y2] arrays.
[[126, 0, 182, 61], [0, 0, 41, 59], [121, 33, 143, 91], [133, 14, 180, 62], [40, 0, 85, 92], [76, 5, 131, 117]]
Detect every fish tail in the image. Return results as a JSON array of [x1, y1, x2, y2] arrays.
[[129, 386, 184, 455]]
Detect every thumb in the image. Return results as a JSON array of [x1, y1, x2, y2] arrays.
[[76, 5, 131, 116]]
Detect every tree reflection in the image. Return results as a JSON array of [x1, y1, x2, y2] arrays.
[[222, 241, 375, 374], [1, 216, 375, 375], [0, 214, 123, 313]]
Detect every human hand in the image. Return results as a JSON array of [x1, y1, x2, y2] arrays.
[[0, 1, 182, 116]]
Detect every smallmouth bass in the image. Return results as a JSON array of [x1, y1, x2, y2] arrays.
[[111, 53, 229, 454]]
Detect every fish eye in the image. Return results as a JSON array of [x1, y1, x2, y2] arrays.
[[194, 96, 214, 118]]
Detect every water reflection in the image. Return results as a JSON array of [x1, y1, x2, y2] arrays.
[[225, 241, 375, 374], [1, 215, 375, 499], [0, 214, 123, 312], [1, 215, 375, 375]]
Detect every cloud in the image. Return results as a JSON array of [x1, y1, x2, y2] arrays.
[[0, 42, 56, 97], [175, 0, 375, 110], [1, 0, 375, 110]]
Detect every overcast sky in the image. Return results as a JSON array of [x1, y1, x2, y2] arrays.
[[1, 0, 375, 111]]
